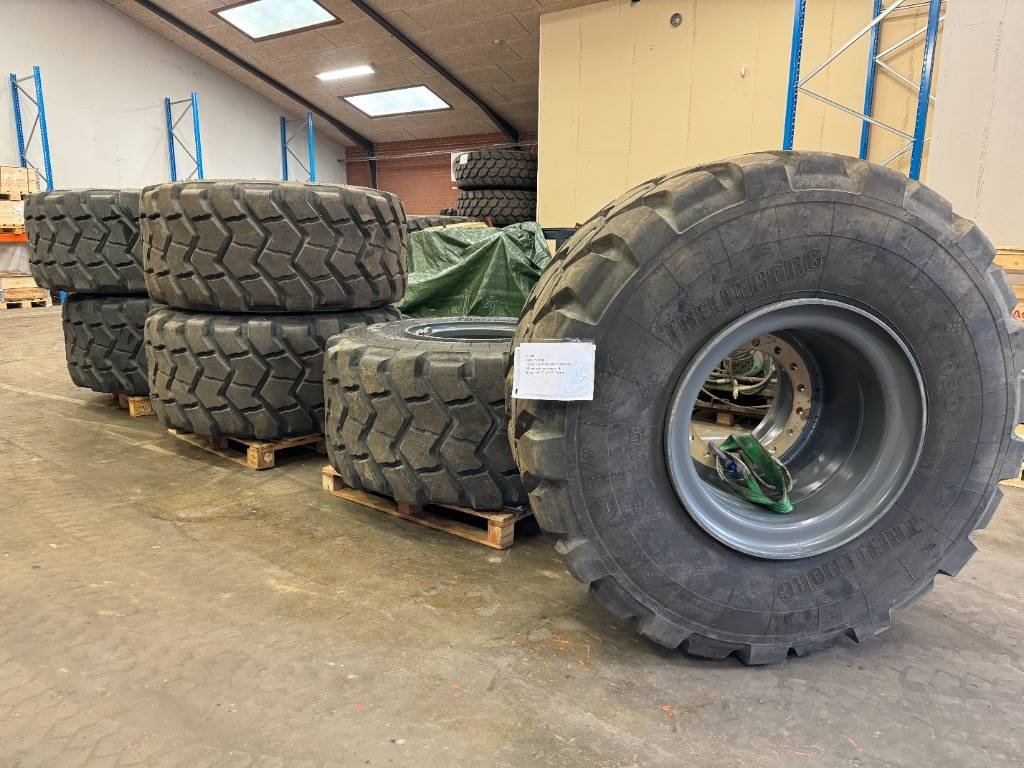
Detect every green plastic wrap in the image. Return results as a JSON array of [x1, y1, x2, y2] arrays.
[[396, 222, 551, 318]]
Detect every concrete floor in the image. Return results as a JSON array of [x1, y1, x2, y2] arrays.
[[1, 305, 1022, 768]]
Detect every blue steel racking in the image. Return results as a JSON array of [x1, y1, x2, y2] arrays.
[[9, 66, 53, 191], [782, 0, 944, 180], [164, 91, 204, 181], [280, 112, 317, 182]]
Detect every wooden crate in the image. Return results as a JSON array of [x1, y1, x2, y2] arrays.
[[0, 273, 40, 292], [112, 392, 153, 417], [321, 465, 532, 550], [0, 166, 37, 199], [167, 428, 325, 470], [0, 200, 25, 232]]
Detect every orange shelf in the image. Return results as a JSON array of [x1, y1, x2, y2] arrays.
[[0, 232, 28, 243]]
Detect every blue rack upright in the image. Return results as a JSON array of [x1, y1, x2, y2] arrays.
[[781, 0, 944, 180], [9, 66, 54, 191], [164, 91, 205, 181], [280, 112, 317, 182]]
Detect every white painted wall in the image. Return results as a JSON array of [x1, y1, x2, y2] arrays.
[[0, 0, 348, 189], [928, 0, 1023, 246]]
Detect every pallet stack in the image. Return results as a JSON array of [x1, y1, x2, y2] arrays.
[[0, 272, 51, 311], [0, 166, 37, 234]]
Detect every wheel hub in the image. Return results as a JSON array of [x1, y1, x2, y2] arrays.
[[666, 299, 926, 560], [690, 333, 814, 468]]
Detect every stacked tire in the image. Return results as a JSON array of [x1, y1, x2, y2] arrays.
[[140, 180, 407, 440], [25, 189, 151, 396], [454, 150, 537, 226], [323, 317, 527, 510]]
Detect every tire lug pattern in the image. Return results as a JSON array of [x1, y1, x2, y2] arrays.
[[323, 318, 526, 510], [144, 306, 399, 440], [26, 189, 144, 294], [140, 181, 408, 313]]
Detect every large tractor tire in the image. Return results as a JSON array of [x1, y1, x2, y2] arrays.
[[145, 306, 399, 439], [510, 151, 1024, 664], [453, 150, 537, 190], [62, 295, 150, 395], [324, 317, 526, 510], [26, 189, 145, 294], [456, 190, 536, 227], [141, 181, 407, 313]]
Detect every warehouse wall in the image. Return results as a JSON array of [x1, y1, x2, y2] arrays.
[[538, 0, 937, 226], [927, 0, 1023, 246], [0, 0, 347, 189]]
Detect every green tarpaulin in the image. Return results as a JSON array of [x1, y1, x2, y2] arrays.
[[396, 222, 551, 318]]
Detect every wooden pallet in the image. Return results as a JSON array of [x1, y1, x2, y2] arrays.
[[0, 296, 51, 310], [0, 191, 26, 201], [112, 392, 153, 417], [321, 465, 532, 550], [0, 226, 26, 235], [168, 428, 325, 470]]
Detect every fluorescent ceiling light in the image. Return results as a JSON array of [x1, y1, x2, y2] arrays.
[[317, 65, 375, 81], [217, 0, 336, 40], [343, 86, 450, 117]]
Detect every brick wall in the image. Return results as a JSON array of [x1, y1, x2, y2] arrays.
[[347, 133, 536, 216]]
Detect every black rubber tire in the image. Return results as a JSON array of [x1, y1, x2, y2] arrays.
[[26, 189, 145, 294], [456, 190, 536, 227], [510, 151, 1024, 664], [407, 215, 478, 234], [439, 207, 458, 217], [324, 317, 526, 510], [453, 150, 537, 191], [62, 295, 150, 395], [145, 306, 399, 439], [141, 180, 407, 313]]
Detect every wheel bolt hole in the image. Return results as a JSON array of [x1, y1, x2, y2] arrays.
[[797, 384, 806, 392], [773, 346, 782, 355], [789, 362, 798, 371]]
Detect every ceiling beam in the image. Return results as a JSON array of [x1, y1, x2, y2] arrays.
[[130, 0, 378, 172], [347, 0, 520, 144]]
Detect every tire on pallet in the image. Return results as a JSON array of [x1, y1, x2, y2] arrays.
[[141, 181, 407, 313], [26, 189, 145, 294], [456, 190, 536, 227], [62, 295, 150, 395], [439, 207, 459, 217], [453, 150, 537, 190], [145, 306, 399, 440], [324, 317, 526, 510], [407, 214, 478, 234], [510, 150, 1024, 664]]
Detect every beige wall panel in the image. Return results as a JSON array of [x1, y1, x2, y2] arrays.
[[625, 0, 695, 186], [538, 8, 585, 225], [538, 0, 938, 226], [929, 0, 1024, 245]]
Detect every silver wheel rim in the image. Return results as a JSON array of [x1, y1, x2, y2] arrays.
[[665, 299, 926, 560], [403, 319, 517, 342]]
